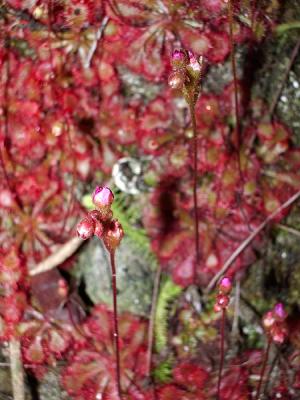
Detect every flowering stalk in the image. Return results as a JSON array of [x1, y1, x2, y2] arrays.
[[110, 250, 121, 396], [77, 186, 124, 399], [255, 338, 271, 400], [214, 277, 233, 399], [190, 104, 200, 276], [168, 49, 204, 282], [255, 303, 288, 400]]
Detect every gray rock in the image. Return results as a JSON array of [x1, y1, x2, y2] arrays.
[[75, 236, 155, 317]]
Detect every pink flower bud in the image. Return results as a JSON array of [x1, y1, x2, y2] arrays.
[[94, 220, 104, 238], [214, 303, 222, 313], [188, 51, 202, 73], [168, 71, 186, 90], [273, 303, 287, 322], [270, 324, 287, 344], [77, 217, 95, 240], [216, 294, 229, 309], [92, 186, 114, 208], [88, 209, 102, 221], [103, 219, 124, 252], [218, 276, 232, 294], [262, 311, 275, 330], [171, 49, 188, 69]]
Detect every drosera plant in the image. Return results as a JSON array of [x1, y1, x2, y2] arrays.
[[213, 276, 233, 399], [255, 302, 288, 400], [77, 186, 124, 399]]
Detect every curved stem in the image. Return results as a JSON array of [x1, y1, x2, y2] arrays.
[[269, 37, 300, 118], [205, 188, 300, 292], [217, 309, 226, 399], [190, 104, 200, 283], [255, 338, 271, 400], [109, 250, 122, 399]]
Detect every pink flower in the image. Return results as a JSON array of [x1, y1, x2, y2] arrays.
[[92, 186, 114, 208]]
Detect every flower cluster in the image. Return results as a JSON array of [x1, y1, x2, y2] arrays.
[[214, 276, 233, 313], [77, 186, 124, 252], [262, 303, 288, 344]]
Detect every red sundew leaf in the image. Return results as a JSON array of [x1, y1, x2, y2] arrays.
[[122, 28, 170, 81], [173, 253, 195, 287], [206, 31, 230, 63], [200, 0, 225, 14], [179, 28, 212, 57], [23, 335, 46, 365], [2, 292, 27, 323], [173, 362, 209, 391], [157, 384, 202, 400], [62, 305, 147, 399], [111, 0, 157, 26], [195, 95, 221, 127], [219, 367, 249, 400], [47, 328, 71, 355], [158, 231, 191, 261]]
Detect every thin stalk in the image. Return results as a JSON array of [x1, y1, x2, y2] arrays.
[[217, 309, 226, 399], [277, 223, 300, 238], [255, 338, 271, 400], [269, 37, 300, 118], [206, 188, 300, 292], [109, 250, 122, 399], [228, 0, 241, 151], [190, 104, 200, 282]]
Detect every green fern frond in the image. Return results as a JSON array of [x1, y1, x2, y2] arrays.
[[152, 358, 173, 383], [155, 277, 182, 352]]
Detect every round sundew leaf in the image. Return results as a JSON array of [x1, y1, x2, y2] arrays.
[[47, 328, 70, 354], [0, 316, 6, 339], [23, 335, 45, 364], [173, 362, 209, 390], [257, 122, 274, 141]]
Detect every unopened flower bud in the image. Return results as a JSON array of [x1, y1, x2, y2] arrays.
[[77, 216, 95, 240], [262, 311, 275, 330], [273, 303, 287, 322], [94, 220, 104, 238], [216, 294, 229, 309], [103, 219, 124, 252], [168, 71, 186, 90], [270, 324, 287, 344], [88, 209, 102, 221], [92, 186, 114, 208], [218, 277, 232, 295], [171, 49, 189, 69], [214, 303, 222, 313]]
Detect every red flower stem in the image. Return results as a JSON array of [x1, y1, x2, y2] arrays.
[[255, 338, 271, 400], [190, 104, 200, 282], [228, 0, 240, 150], [109, 250, 122, 399], [217, 309, 226, 399]]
